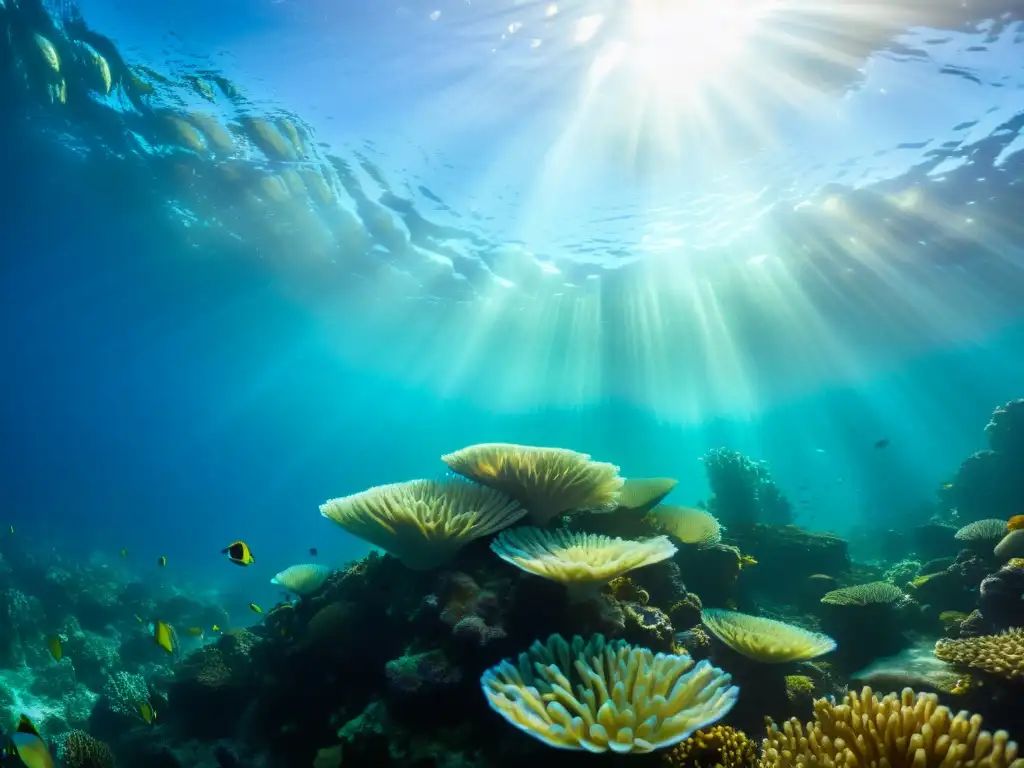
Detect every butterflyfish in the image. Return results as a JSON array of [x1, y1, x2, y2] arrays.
[[46, 636, 62, 661], [221, 541, 255, 566], [153, 620, 175, 654]]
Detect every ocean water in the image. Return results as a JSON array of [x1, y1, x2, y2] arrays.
[[1, 0, 1024, 764]]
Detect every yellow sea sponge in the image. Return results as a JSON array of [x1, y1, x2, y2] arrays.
[[441, 443, 624, 525], [820, 581, 904, 606], [490, 527, 676, 601], [481, 633, 739, 754], [617, 478, 679, 513], [663, 725, 757, 768], [320, 478, 526, 570], [701, 609, 836, 663], [934, 629, 1024, 680], [760, 686, 1024, 768], [647, 506, 723, 547]]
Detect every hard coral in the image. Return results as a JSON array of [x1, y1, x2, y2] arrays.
[[820, 581, 903, 606], [934, 628, 1024, 680], [663, 725, 757, 768], [985, 398, 1024, 455], [761, 687, 1024, 768], [703, 448, 792, 526], [481, 633, 739, 754], [56, 730, 116, 768], [701, 609, 836, 663]]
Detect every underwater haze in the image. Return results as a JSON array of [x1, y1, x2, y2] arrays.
[[2, 0, 1024, 765]]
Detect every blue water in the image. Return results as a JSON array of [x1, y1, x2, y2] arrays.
[[2, 0, 1024, 610]]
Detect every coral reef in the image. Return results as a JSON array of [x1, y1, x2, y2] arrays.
[[703, 449, 792, 527]]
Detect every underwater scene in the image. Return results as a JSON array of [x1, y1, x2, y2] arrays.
[[3, 0, 1024, 765]]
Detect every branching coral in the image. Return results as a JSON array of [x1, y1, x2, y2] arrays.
[[934, 628, 1024, 680], [820, 581, 904, 606], [320, 478, 526, 570], [490, 527, 677, 601], [663, 725, 757, 768], [55, 730, 116, 768], [760, 686, 1024, 768], [700, 609, 836, 663], [647, 506, 723, 547], [481, 633, 739, 754], [442, 443, 624, 525], [955, 519, 1009, 542]]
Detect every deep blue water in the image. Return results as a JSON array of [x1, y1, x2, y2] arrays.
[[2, 0, 1024, 609]]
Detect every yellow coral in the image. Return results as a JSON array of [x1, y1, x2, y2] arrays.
[[616, 478, 678, 513], [934, 629, 1024, 680], [820, 581, 904, 605], [647, 506, 723, 547], [783, 675, 814, 701], [320, 478, 526, 570], [607, 576, 649, 605], [490, 527, 676, 601], [441, 443, 624, 525], [663, 725, 756, 768], [481, 633, 739, 754], [760, 686, 1024, 768], [701, 609, 836, 663]]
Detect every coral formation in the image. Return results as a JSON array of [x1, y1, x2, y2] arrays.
[[703, 449, 792, 527], [320, 478, 526, 570], [648, 506, 724, 547], [662, 725, 757, 768], [55, 730, 116, 768], [820, 581, 904, 606], [934, 629, 1024, 680], [442, 443, 624, 526], [615, 478, 679, 514], [955, 518, 1009, 542], [700, 609, 836, 663], [480, 633, 739, 753], [761, 687, 1024, 768]]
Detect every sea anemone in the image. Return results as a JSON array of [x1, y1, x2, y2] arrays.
[[647, 506, 723, 547], [320, 478, 526, 570], [490, 527, 677, 601], [700, 609, 836, 663], [481, 633, 739, 754], [441, 442, 624, 525], [934, 628, 1024, 680], [760, 686, 1024, 768]]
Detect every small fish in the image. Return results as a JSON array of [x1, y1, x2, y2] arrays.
[[308, 547, 318, 557], [185, 627, 204, 637], [2, 714, 54, 768], [134, 614, 144, 623], [221, 541, 255, 566], [153, 620, 175, 654], [7, 525, 13, 534], [138, 701, 157, 725], [46, 635, 62, 661], [120, 548, 128, 557], [942, 482, 955, 490], [249, 603, 263, 614], [157, 556, 167, 567], [211, 624, 221, 633], [874, 438, 890, 449]]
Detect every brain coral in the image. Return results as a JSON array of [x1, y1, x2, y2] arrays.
[[760, 686, 1024, 768], [490, 527, 677, 601], [481, 633, 738, 754], [320, 478, 526, 570], [820, 581, 904, 606], [442, 442, 624, 525], [700, 609, 836, 663], [934, 628, 1024, 680]]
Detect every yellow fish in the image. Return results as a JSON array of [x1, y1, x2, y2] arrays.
[[153, 620, 175, 654], [138, 701, 157, 724], [211, 624, 221, 633], [3, 714, 54, 768], [221, 541, 255, 566], [46, 636, 62, 661], [186, 627, 204, 637], [7, 525, 13, 534], [134, 614, 144, 624], [120, 548, 128, 557], [942, 482, 955, 490], [157, 556, 167, 567], [249, 603, 263, 614]]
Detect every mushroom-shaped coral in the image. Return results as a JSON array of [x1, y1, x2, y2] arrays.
[[820, 581, 904, 606], [663, 725, 757, 768], [320, 478, 526, 570], [490, 527, 677, 601], [700, 609, 836, 663], [616, 478, 679, 514], [955, 518, 1008, 542], [760, 686, 1024, 768], [480, 633, 739, 754], [934, 628, 1024, 680], [647, 506, 723, 547], [441, 443, 624, 526]]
